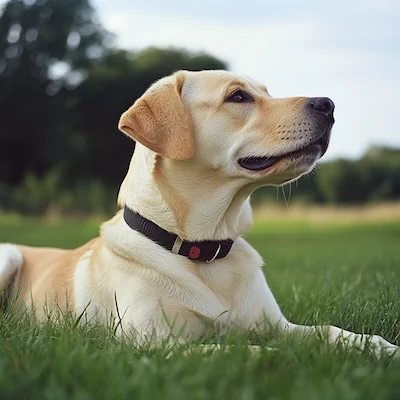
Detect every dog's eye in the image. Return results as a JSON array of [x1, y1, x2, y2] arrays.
[[226, 90, 254, 103]]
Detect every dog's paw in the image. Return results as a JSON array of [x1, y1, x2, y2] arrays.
[[367, 334, 399, 358], [324, 326, 398, 358]]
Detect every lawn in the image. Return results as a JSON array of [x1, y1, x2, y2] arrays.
[[0, 215, 399, 400]]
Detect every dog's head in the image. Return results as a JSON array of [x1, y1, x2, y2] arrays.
[[119, 70, 333, 186]]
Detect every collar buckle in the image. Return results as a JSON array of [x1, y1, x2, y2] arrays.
[[171, 236, 184, 254]]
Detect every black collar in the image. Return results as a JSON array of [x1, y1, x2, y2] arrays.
[[123, 207, 234, 263]]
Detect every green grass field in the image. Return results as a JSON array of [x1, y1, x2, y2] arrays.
[[0, 215, 399, 400]]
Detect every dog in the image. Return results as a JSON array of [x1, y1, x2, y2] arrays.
[[0, 70, 397, 356]]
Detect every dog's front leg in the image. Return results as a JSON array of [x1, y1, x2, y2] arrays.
[[254, 270, 399, 357], [284, 323, 399, 357]]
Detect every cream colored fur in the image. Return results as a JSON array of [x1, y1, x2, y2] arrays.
[[0, 70, 397, 356]]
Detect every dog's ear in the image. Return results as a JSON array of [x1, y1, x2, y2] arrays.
[[118, 72, 194, 161]]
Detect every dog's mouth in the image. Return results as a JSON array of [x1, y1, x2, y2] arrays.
[[238, 130, 331, 172]]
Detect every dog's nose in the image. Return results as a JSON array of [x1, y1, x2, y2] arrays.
[[307, 97, 335, 118]]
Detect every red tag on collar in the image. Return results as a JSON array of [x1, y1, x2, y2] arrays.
[[189, 246, 201, 259]]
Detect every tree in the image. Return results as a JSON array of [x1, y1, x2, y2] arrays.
[[316, 146, 400, 204], [0, 0, 110, 184]]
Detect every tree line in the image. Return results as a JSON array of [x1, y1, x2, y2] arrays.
[[252, 145, 400, 206], [0, 0, 399, 215]]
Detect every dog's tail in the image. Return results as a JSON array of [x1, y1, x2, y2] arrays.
[[0, 244, 23, 309]]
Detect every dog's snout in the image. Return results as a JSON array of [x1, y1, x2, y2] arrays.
[[307, 97, 335, 118]]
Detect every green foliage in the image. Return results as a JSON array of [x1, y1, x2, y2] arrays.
[[250, 145, 400, 206], [0, 0, 110, 184], [0, 219, 399, 399], [0, 0, 108, 82], [316, 146, 400, 204], [14, 169, 61, 213], [317, 159, 360, 203], [1, 145, 399, 216], [0, 170, 117, 215]]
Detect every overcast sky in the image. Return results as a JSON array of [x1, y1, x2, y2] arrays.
[[2, 0, 397, 159], [91, 0, 399, 160]]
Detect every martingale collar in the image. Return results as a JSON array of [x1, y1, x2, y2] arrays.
[[123, 207, 234, 263]]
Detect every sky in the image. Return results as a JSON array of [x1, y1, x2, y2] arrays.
[[2, 0, 398, 160], [91, 0, 400, 160]]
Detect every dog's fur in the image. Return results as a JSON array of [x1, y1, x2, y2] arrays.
[[0, 70, 397, 355]]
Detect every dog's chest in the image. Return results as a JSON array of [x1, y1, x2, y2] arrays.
[[188, 241, 265, 327], [86, 236, 266, 337]]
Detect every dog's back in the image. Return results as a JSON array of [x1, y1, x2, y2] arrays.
[[0, 240, 97, 315]]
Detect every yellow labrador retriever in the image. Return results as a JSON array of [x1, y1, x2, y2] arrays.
[[0, 70, 397, 356]]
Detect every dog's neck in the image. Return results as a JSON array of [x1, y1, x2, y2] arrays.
[[118, 145, 256, 241]]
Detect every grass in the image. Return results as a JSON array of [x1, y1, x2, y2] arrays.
[[0, 214, 399, 400]]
